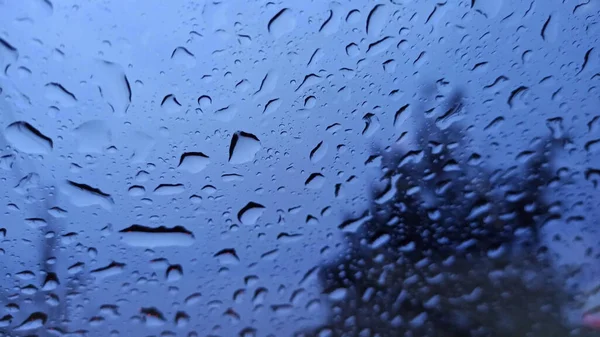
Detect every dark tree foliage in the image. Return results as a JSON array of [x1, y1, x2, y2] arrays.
[[301, 91, 596, 337]]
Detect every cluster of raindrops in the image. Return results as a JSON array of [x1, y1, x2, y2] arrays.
[[0, 0, 599, 336]]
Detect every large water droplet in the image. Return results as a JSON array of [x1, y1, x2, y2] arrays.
[[160, 94, 182, 114], [213, 104, 237, 122], [229, 131, 261, 164], [73, 120, 111, 153], [91, 261, 126, 280], [94, 60, 132, 114], [238, 202, 266, 225], [268, 9, 296, 38], [119, 225, 195, 248], [44, 82, 77, 107], [0, 38, 18, 72], [309, 141, 328, 163], [305, 173, 325, 189], [178, 152, 210, 173], [214, 248, 240, 265], [171, 47, 196, 68], [61, 180, 114, 210], [153, 184, 185, 195], [14, 312, 47, 331], [366, 4, 388, 37], [4, 121, 53, 154]]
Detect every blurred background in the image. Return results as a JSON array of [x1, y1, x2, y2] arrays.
[[0, 0, 599, 336]]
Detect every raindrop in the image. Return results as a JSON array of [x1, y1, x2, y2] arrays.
[[366, 36, 394, 56], [253, 71, 279, 98], [185, 292, 202, 306], [94, 60, 132, 114], [213, 104, 238, 122], [141, 307, 166, 327], [128, 185, 145, 197], [91, 261, 126, 280], [4, 121, 53, 154], [362, 113, 380, 137], [229, 131, 261, 164], [0, 38, 18, 72], [214, 248, 240, 265], [268, 8, 296, 38], [305, 173, 325, 189], [44, 82, 77, 107], [197, 95, 212, 110], [309, 141, 328, 163], [178, 152, 210, 173], [366, 4, 388, 37], [61, 180, 114, 210], [119, 225, 195, 248], [166, 264, 183, 282], [263, 98, 282, 115], [153, 184, 185, 195], [304, 96, 317, 109], [238, 202, 266, 225], [346, 9, 361, 24], [295, 74, 322, 92], [161, 94, 182, 114], [345, 43, 360, 57], [73, 120, 111, 153], [171, 47, 196, 68], [14, 312, 47, 331]]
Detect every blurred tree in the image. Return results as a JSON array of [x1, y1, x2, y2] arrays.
[[0, 114, 84, 336], [299, 88, 596, 337]]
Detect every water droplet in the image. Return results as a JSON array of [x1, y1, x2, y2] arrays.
[[197, 95, 212, 110], [130, 132, 155, 163], [171, 47, 196, 68], [253, 71, 279, 98], [213, 104, 237, 122], [305, 173, 325, 189], [366, 4, 388, 37], [141, 307, 166, 327], [263, 98, 282, 115], [14, 312, 47, 331], [178, 152, 210, 173], [327, 288, 348, 301], [362, 113, 380, 137], [185, 292, 202, 306], [0, 38, 18, 72], [61, 180, 114, 210], [345, 43, 360, 57], [166, 264, 183, 282], [346, 9, 361, 24], [119, 225, 195, 248], [91, 261, 126, 280], [95, 60, 132, 114], [268, 9, 296, 38], [229, 131, 261, 164], [366, 36, 394, 56], [160, 94, 182, 114], [44, 82, 77, 107], [295, 74, 322, 92], [309, 141, 328, 163], [4, 121, 53, 154], [73, 120, 111, 153], [153, 183, 185, 196], [128, 185, 145, 197], [214, 248, 240, 265], [238, 202, 266, 225], [319, 7, 341, 36]]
